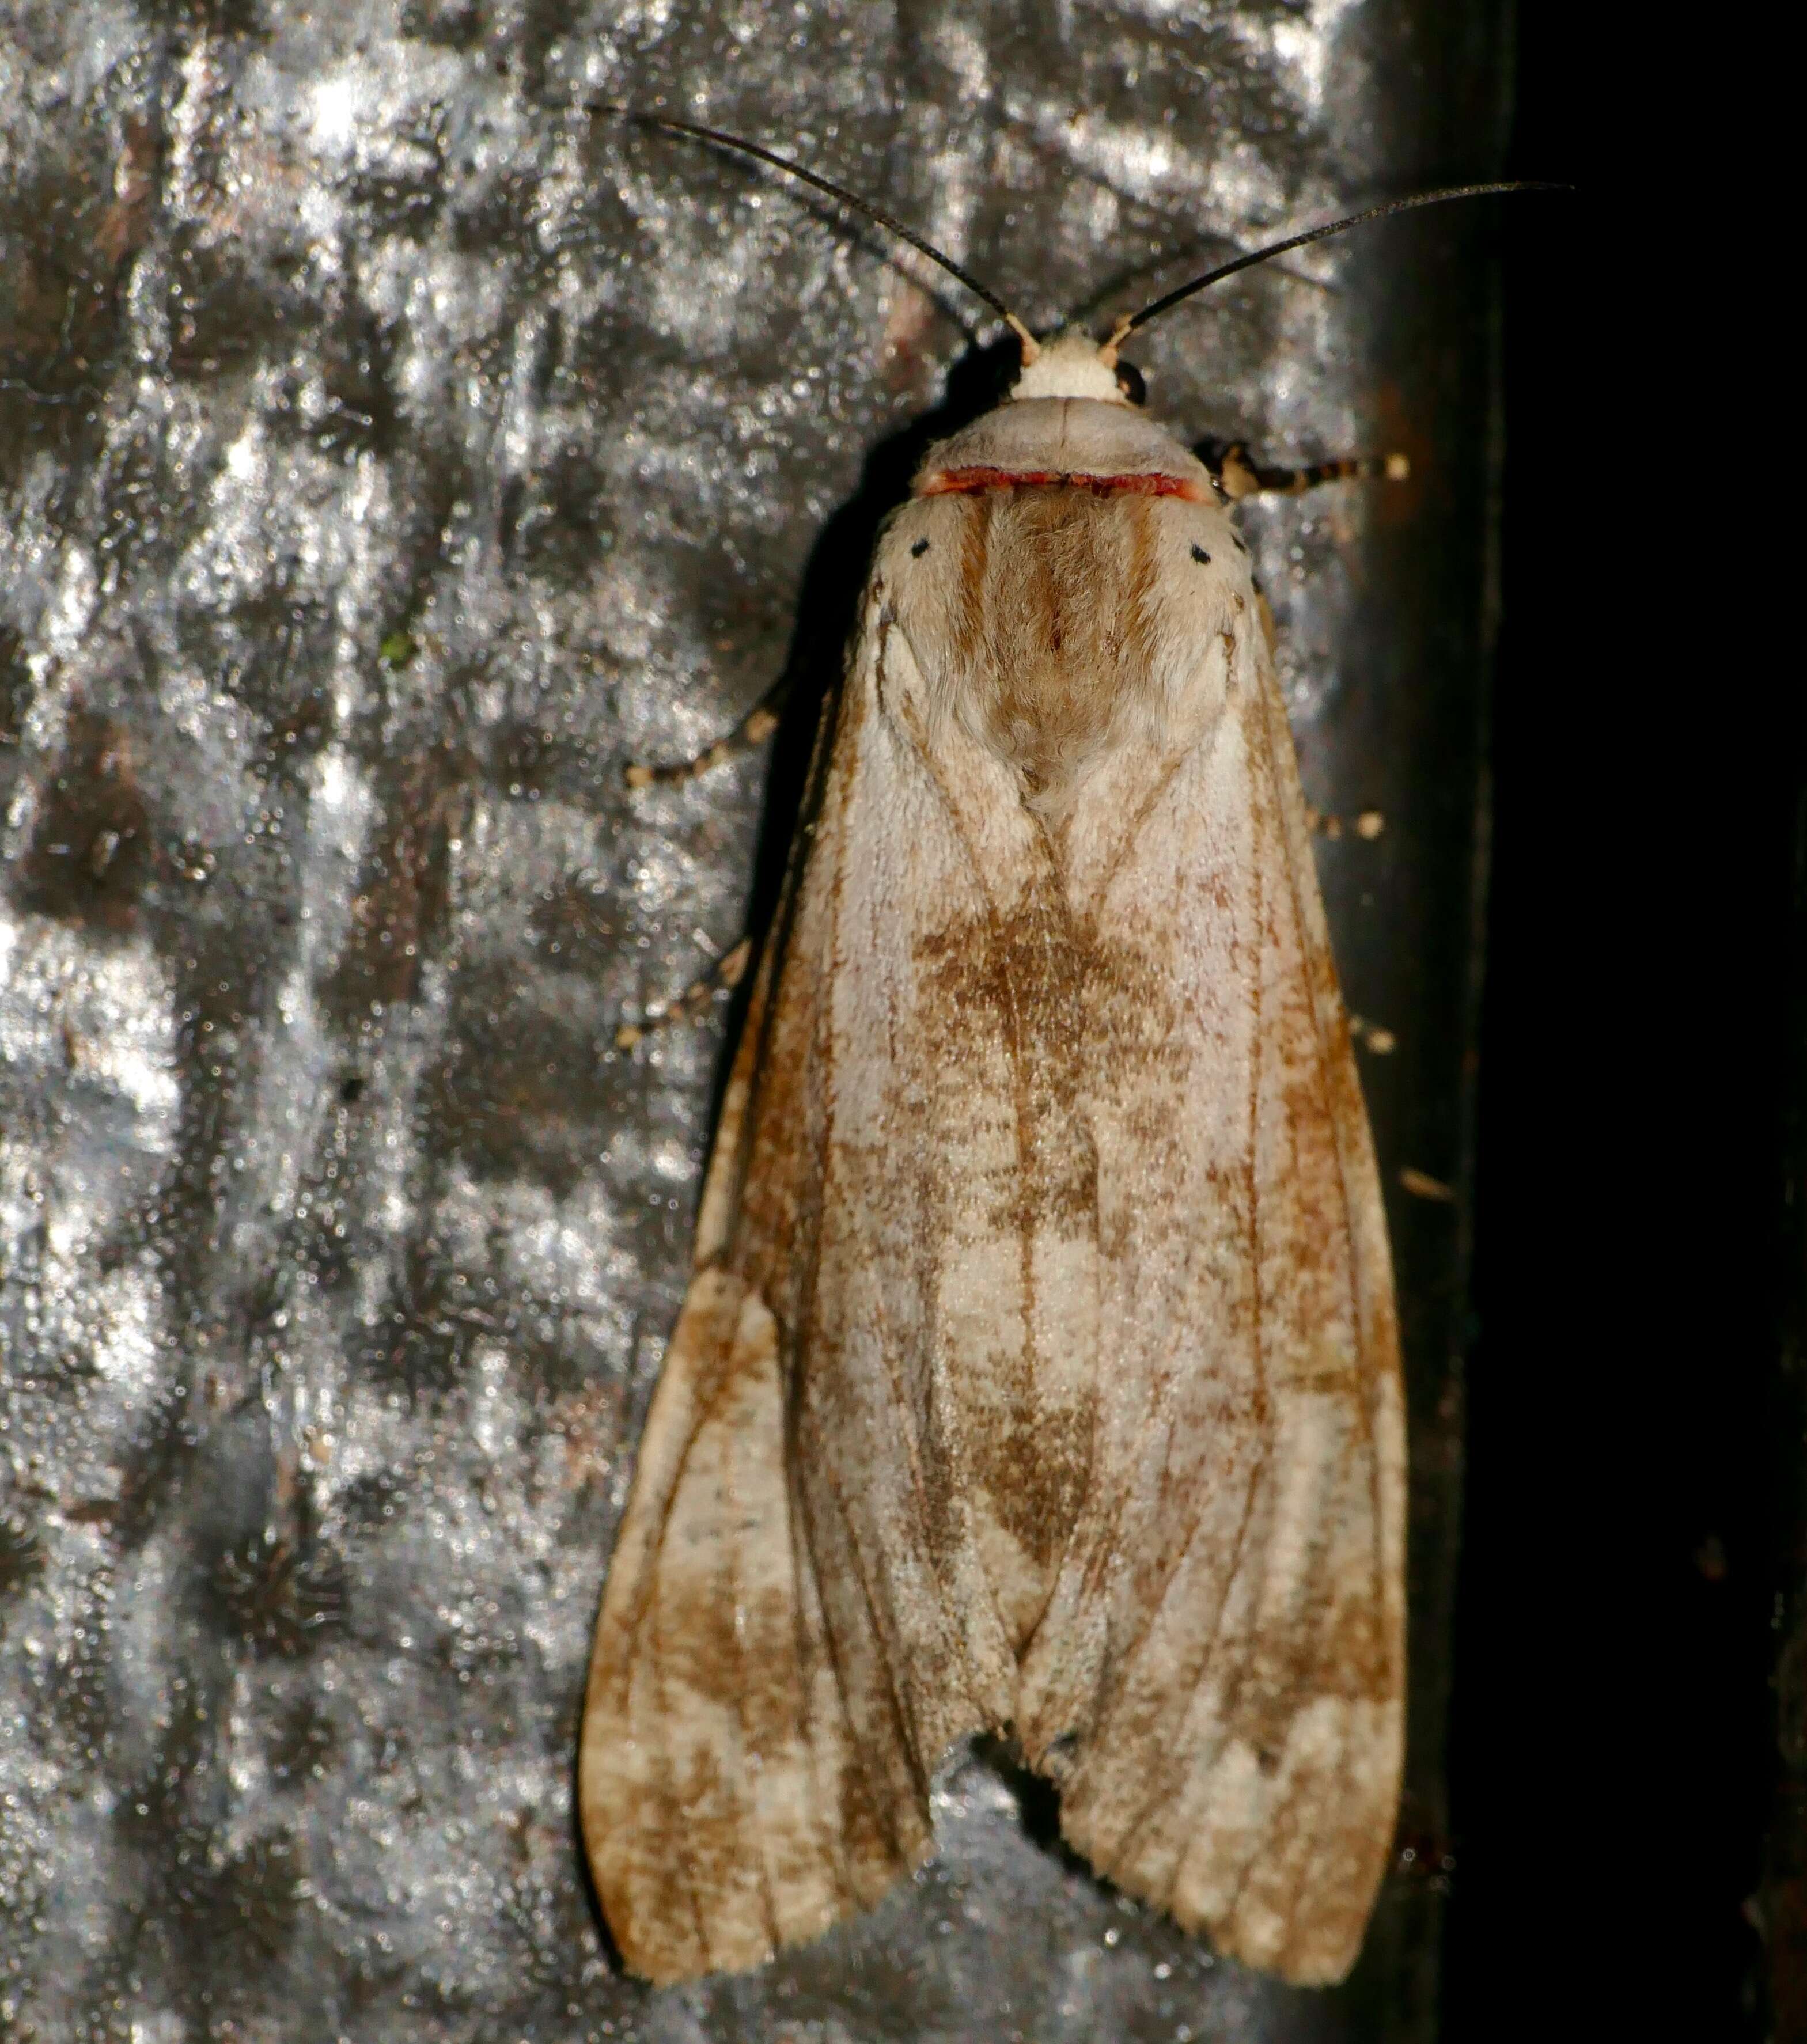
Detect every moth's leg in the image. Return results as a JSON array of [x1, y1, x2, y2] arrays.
[[1346, 1012, 1398, 1057], [1221, 439, 1400, 842], [1204, 440, 1411, 503], [623, 684, 787, 789], [615, 938, 753, 1051], [616, 684, 779, 1045], [1302, 804, 1385, 842]]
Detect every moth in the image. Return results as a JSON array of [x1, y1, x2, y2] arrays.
[[579, 115, 1528, 1989]]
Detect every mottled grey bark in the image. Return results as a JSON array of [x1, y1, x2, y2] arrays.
[[0, 4, 1507, 2038]]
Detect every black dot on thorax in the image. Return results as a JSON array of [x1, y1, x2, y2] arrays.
[[1191, 543, 1211, 565], [911, 537, 930, 558]]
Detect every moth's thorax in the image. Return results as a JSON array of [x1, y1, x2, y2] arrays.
[[913, 390, 1214, 503], [885, 390, 1244, 820]]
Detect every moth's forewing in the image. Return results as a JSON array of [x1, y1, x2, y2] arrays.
[[582, 339, 1403, 1986]]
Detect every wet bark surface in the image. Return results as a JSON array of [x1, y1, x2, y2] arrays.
[[0, 5, 1509, 2038]]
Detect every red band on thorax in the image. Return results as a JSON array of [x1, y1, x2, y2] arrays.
[[916, 465, 1208, 500]]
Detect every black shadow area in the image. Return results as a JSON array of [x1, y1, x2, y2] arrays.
[[1444, 12, 1793, 2035], [706, 335, 1021, 1114]]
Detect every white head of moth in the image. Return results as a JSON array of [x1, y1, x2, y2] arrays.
[[581, 107, 1549, 1997], [1008, 328, 1137, 404]]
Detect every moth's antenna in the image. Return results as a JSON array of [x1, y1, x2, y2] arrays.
[[1107, 181, 1567, 348], [598, 107, 1040, 361]]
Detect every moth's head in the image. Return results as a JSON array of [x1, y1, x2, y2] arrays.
[[1008, 328, 1146, 407]]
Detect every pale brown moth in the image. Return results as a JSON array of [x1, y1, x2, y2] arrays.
[[579, 116, 1532, 1988]]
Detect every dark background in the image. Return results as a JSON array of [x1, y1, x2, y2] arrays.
[[0, 2, 1794, 2039], [1448, 10, 1798, 2037]]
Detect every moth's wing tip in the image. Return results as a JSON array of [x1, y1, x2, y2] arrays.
[[1056, 1692, 1400, 1989], [578, 1266, 926, 1984], [1191, 1883, 1370, 1988], [1085, 1858, 1367, 1991], [603, 1915, 782, 1990]]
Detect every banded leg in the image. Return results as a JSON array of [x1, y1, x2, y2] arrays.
[[618, 684, 782, 1047], [623, 688, 787, 790], [1303, 805, 1385, 841], [1221, 439, 1399, 844], [1204, 439, 1411, 503], [615, 939, 754, 1051]]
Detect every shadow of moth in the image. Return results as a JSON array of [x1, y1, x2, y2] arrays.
[[579, 115, 1531, 1989]]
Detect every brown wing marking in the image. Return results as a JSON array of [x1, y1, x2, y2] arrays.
[[577, 1268, 926, 1984], [581, 619, 1010, 1985], [1021, 615, 1404, 1985]]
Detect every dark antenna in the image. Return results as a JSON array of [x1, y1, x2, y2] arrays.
[[1108, 181, 1566, 349], [597, 107, 1039, 358]]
